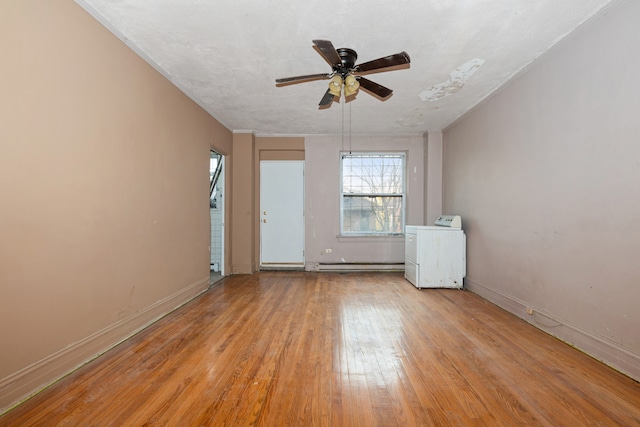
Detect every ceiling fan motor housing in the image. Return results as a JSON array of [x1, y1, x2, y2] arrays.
[[336, 48, 358, 74]]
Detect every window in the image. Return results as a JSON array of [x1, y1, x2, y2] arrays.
[[340, 152, 406, 235]]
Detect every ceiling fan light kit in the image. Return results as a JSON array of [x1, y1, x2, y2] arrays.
[[344, 74, 360, 97], [276, 39, 410, 107], [328, 75, 343, 97]]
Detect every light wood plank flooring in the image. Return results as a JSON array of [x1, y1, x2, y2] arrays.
[[2, 272, 639, 426]]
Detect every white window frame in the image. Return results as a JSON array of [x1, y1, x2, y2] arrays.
[[339, 151, 406, 236]]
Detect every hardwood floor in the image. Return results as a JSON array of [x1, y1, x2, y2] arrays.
[[2, 272, 639, 426]]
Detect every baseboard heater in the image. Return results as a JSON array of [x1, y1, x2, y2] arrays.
[[316, 262, 405, 272]]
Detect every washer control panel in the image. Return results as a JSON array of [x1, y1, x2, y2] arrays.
[[434, 215, 462, 229]]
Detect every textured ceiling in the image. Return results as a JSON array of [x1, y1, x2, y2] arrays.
[[76, 0, 617, 136]]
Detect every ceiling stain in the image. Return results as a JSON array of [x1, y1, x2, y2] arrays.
[[397, 108, 429, 127], [419, 58, 485, 102]]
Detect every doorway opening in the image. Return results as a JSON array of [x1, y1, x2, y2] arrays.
[[210, 150, 224, 284]]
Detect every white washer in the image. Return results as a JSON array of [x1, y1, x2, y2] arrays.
[[405, 215, 466, 289]]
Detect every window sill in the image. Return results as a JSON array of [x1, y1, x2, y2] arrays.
[[337, 234, 405, 243]]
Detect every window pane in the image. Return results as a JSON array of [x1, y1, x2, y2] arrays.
[[342, 196, 403, 234], [342, 154, 403, 194]]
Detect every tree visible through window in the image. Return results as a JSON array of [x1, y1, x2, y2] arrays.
[[340, 152, 405, 235]]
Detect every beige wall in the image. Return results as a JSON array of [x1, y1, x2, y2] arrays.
[[443, 1, 640, 379], [304, 135, 425, 269], [424, 131, 443, 224], [230, 132, 256, 273], [0, 0, 232, 411], [230, 134, 423, 271]]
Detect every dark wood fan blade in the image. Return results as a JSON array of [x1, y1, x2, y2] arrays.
[[358, 77, 393, 100], [319, 89, 335, 107], [356, 52, 410, 74], [276, 73, 332, 85], [312, 39, 342, 67]]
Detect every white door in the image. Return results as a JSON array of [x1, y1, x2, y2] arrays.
[[260, 161, 304, 267]]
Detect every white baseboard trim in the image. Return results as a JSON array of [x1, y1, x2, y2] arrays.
[[0, 276, 210, 414], [465, 278, 640, 382]]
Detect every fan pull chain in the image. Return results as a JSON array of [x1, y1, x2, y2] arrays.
[[349, 99, 352, 154], [341, 92, 345, 152]]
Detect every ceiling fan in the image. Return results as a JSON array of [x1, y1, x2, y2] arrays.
[[276, 40, 410, 107]]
